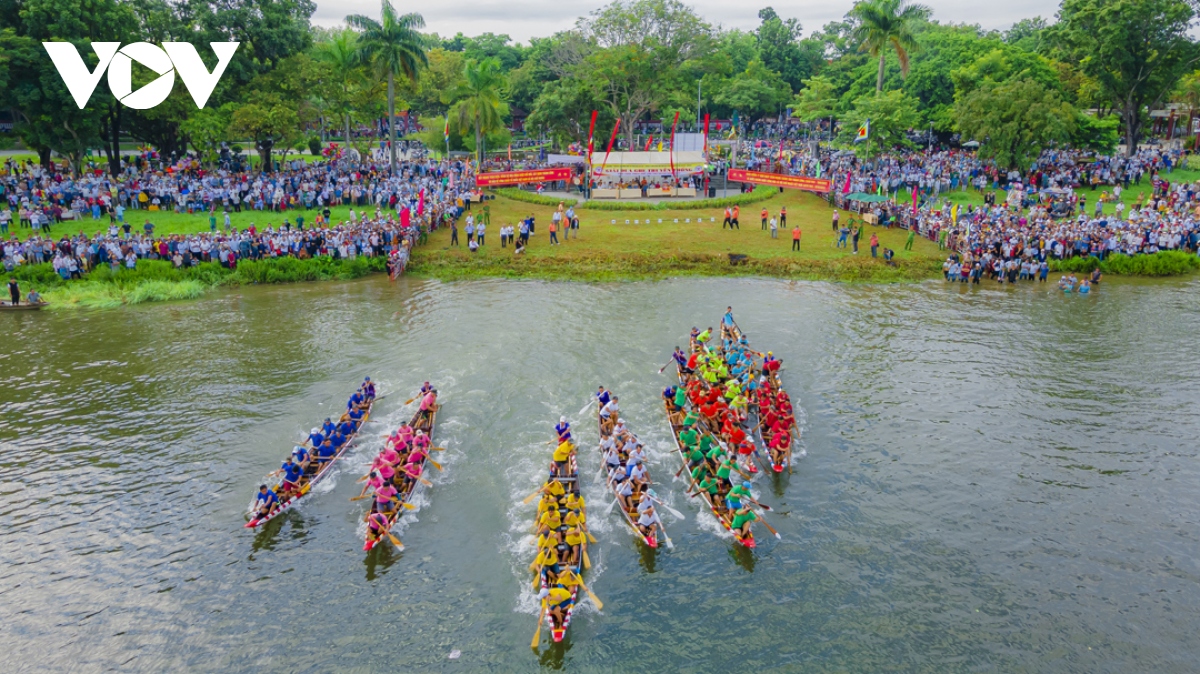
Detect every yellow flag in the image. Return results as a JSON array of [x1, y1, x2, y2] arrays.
[[951, 204, 958, 222]]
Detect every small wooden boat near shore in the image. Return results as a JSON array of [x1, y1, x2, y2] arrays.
[[0, 301, 47, 311]]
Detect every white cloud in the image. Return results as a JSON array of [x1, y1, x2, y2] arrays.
[[314, 0, 1055, 43]]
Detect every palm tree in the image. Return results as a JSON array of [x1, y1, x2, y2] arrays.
[[451, 58, 509, 163], [316, 29, 360, 148], [849, 0, 931, 95], [347, 1, 428, 172]]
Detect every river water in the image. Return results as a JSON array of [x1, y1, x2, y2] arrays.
[[2, 276, 1198, 673]]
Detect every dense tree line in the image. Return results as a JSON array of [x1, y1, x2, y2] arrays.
[[2, 0, 1198, 174]]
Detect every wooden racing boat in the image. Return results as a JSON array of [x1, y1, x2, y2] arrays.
[[363, 393, 438, 551], [721, 322, 797, 474], [531, 438, 589, 645], [596, 391, 658, 548], [664, 394, 755, 548], [245, 392, 374, 528]]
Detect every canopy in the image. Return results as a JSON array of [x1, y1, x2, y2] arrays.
[[591, 151, 706, 177], [845, 192, 890, 202]]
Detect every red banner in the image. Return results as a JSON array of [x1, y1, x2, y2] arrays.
[[728, 169, 832, 193], [475, 168, 573, 187]]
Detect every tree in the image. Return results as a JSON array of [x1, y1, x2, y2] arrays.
[[1052, 0, 1198, 154], [955, 78, 1074, 169], [711, 59, 791, 125], [1174, 70, 1200, 148], [315, 29, 362, 143], [578, 0, 715, 146], [229, 94, 300, 169], [840, 89, 921, 152], [347, 1, 428, 172], [848, 0, 932, 94], [180, 106, 230, 166], [451, 58, 509, 162], [793, 75, 839, 122], [755, 7, 819, 92]]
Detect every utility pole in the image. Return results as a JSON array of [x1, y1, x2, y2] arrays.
[[697, 80, 702, 133]]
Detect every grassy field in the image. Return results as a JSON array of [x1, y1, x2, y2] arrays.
[[411, 189, 946, 281]]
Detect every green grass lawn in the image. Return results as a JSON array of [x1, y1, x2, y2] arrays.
[[413, 189, 946, 281]]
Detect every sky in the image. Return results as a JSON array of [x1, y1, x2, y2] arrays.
[[312, 0, 1054, 43]]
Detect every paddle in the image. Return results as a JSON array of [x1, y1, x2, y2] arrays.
[[531, 602, 546, 650], [752, 508, 782, 539], [604, 496, 621, 516], [658, 520, 675, 549], [657, 357, 675, 374], [582, 547, 591, 570], [400, 468, 433, 488], [522, 486, 546, 505], [648, 495, 685, 520], [585, 530, 597, 544], [579, 580, 603, 611], [427, 458, 443, 471]]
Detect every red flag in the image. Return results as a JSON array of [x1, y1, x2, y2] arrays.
[[776, 139, 785, 163], [507, 145, 512, 161], [702, 113, 710, 153], [842, 172, 851, 194], [599, 118, 621, 174], [669, 111, 680, 181], [644, 135, 654, 151], [417, 188, 425, 216], [586, 110, 598, 161], [911, 187, 918, 215]]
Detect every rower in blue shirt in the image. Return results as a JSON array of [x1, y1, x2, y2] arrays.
[[347, 406, 365, 425], [672, 347, 687, 368], [307, 426, 324, 448], [322, 417, 336, 436], [347, 390, 364, 411], [254, 485, 279, 518], [337, 418, 355, 436], [596, 386, 611, 406], [277, 458, 304, 497], [722, 306, 735, 330], [329, 429, 347, 450], [315, 438, 337, 465], [555, 417, 572, 444], [293, 445, 311, 469]]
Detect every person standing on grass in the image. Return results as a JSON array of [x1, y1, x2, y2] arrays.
[[722, 206, 732, 229], [851, 225, 860, 254], [791, 225, 801, 252], [904, 227, 916, 251], [549, 219, 558, 245], [761, 207, 769, 230], [476, 222, 485, 246], [870, 232, 879, 257], [831, 209, 838, 232], [450, 221, 459, 246], [769, 217, 778, 239], [779, 205, 787, 227], [837, 224, 849, 248], [731, 205, 740, 229], [209, 210, 217, 233]]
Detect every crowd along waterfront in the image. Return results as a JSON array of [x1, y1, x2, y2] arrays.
[[2, 274, 1199, 672]]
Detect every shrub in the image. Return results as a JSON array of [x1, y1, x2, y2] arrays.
[[491, 188, 578, 207], [1049, 251, 1200, 276], [579, 185, 779, 211]]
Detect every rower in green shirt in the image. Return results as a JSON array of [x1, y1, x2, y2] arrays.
[[678, 426, 699, 449], [697, 474, 720, 498], [673, 387, 687, 408], [682, 410, 699, 427], [716, 457, 735, 485], [731, 506, 758, 537]]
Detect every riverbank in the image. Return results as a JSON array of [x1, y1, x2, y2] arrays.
[[13, 257, 387, 309], [9, 190, 1197, 309]]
